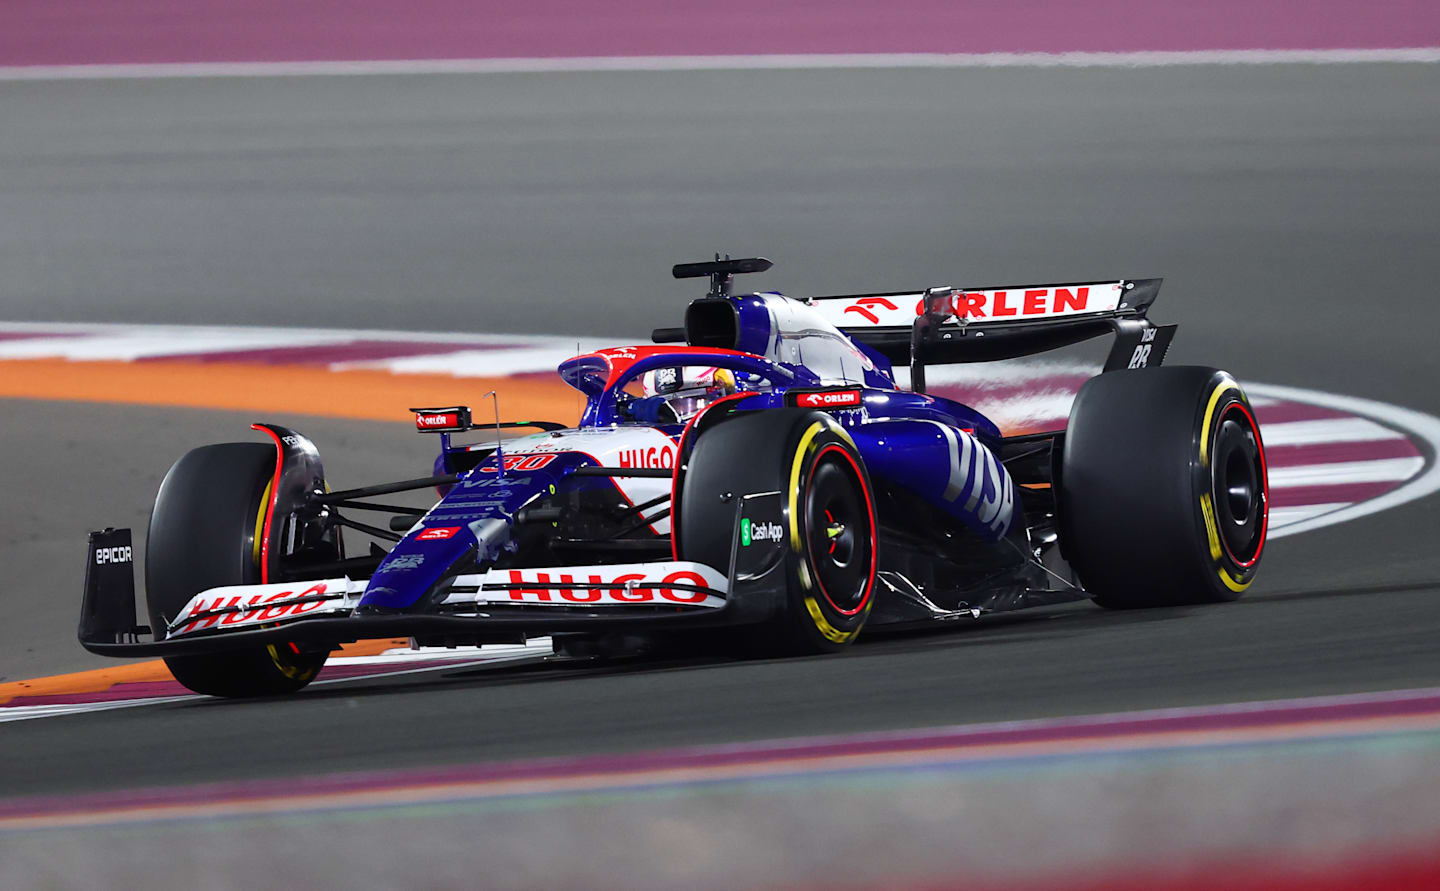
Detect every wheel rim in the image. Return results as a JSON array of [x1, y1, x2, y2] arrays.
[[803, 451, 873, 615], [1210, 403, 1266, 566]]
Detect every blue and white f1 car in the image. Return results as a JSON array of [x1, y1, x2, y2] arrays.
[[80, 257, 1269, 697]]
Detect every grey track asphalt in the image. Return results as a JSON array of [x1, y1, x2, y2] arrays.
[[2, 64, 1440, 800], [3, 64, 1440, 409]]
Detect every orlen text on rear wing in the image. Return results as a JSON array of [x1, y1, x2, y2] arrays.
[[808, 279, 1175, 392]]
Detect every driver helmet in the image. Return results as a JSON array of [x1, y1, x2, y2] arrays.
[[640, 366, 739, 421]]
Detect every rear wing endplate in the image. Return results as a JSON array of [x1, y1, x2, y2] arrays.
[[809, 279, 1175, 392]]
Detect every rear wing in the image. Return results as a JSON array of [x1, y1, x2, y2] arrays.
[[809, 279, 1175, 392]]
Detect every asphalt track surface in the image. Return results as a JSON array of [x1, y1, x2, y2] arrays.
[[3, 63, 1440, 812]]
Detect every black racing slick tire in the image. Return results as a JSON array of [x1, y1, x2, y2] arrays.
[[1059, 366, 1269, 608], [678, 409, 879, 654], [146, 443, 328, 697]]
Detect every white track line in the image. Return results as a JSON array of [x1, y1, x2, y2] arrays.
[[333, 639, 552, 665], [0, 647, 552, 723], [0, 320, 546, 345], [342, 343, 612, 376], [907, 360, 1098, 387], [966, 392, 1074, 429], [308, 651, 544, 687], [2, 48, 1439, 82], [1249, 384, 1440, 539], [0, 330, 350, 361], [0, 696, 197, 724], [0, 321, 590, 369], [1260, 417, 1406, 446], [1268, 456, 1425, 487], [1268, 503, 1348, 526]]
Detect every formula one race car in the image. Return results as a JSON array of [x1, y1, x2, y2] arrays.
[[80, 257, 1269, 697]]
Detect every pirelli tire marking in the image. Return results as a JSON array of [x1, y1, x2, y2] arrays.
[[1198, 379, 1268, 595]]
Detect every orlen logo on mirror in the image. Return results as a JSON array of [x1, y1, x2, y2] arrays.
[[796, 390, 861, 408], [416, 412, 460, 429]]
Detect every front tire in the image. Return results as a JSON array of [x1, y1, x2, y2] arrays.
[[678, 409, 879, 653], [147, 443, 328, 697], [1059, 366, 1268, 608]]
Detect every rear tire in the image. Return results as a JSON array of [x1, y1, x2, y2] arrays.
[[147, 443, 328, 697], [678, 409, 878, 654], [1059, 366, 1268, 608]]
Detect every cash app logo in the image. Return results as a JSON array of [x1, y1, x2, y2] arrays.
[[741, 518, 752, 547]]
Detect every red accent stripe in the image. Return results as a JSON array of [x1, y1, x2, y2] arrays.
[[5, 0, 1433, 68], [567, 345, 767, 391], [1251, 400, 1356, 425], [1013, 848, 1440, 891], [1270, 481, 1404, 508], [6, 687, 1440, 820], [1265, 436, 1420, 467], [920, 390, 1364, 435], [927, 390, 1363, 431], [139, 340, 504, 365], [1222, 401, 1266, 568], [249, 425, 286, 584]]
